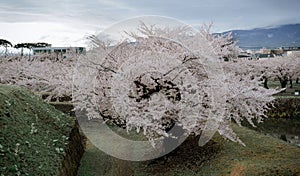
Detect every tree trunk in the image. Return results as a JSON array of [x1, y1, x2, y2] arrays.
[[296, 78, 299, 84], [4, 45, 8, 58], [278, 77, 288, 91], [29, 48, 31, 60], [263, 77, 269, 89], [289, 78, 293, 88]]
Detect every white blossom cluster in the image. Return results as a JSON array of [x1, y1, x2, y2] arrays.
[[0, 57, 74, 100], [73, 23, 280, 146]]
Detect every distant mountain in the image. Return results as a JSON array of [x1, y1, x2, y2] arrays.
[[223, 24, 300, 49]]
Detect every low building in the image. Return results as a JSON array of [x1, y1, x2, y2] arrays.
[[32, 47, 86, 59], [260, 48, 271, 54], [252, 53, 275, 60], [287, 50, 300, 57]]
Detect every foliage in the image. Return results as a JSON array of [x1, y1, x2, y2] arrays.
[[0, 39, 12, 47], [14, 42, 51, 49], [0, 39, 13, 57], [13, 42, 51, 57]]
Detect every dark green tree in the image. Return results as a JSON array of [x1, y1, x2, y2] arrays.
[[0, 39, 13, 57], [14, 42, 51, 58], [35, 42, 51, 48], [14, 43, 27, 57]]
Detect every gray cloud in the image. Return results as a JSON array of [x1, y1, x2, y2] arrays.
[[1, 0, 300, 29], [1, 0, 299, 46]]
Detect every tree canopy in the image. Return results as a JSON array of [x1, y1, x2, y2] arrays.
[[14, 42, 51, 49], [0, 39, 12, 47]]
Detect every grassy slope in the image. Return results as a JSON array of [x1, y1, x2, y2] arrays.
[[0, 85, 74, 176], [198, 125, 300, 176], [77, 124, 300, 176]]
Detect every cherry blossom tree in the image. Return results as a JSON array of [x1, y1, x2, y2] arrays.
[[199, 23, 241, 61], [72, 23, 280, 147], [295, 60, 300, 84], [222, 59, 274, 89], [0, 22, 282, 148], [0, 56, 74, 100], [258, 55, 300, 89]]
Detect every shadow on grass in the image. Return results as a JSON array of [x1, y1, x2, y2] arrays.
[[77, 123, 300, 176]]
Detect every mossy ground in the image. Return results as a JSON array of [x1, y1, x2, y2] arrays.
[[0, 85, 75, 176]]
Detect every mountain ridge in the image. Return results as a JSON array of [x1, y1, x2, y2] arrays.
[[222, 23, 300, 49]]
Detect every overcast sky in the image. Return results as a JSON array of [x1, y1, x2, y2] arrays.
[[1, 0, 300, 47]]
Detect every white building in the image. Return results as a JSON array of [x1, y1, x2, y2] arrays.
[[32, 47, 86, 59], [287, 50, 300, 57]]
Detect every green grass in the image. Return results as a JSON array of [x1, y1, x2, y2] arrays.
[[270, 81, 300, 97], [0, 85, 75, 176], [198, 125, 300, 176], [244, 118, 300, 136], [76, 140, 113, 176], [77, 123, 300, 176]]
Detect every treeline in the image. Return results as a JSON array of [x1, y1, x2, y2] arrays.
[[0, 39, 51, 57]]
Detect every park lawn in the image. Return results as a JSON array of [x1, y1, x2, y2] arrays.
[[77, 123, 300, 176], [0, 85, 75, 176]]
